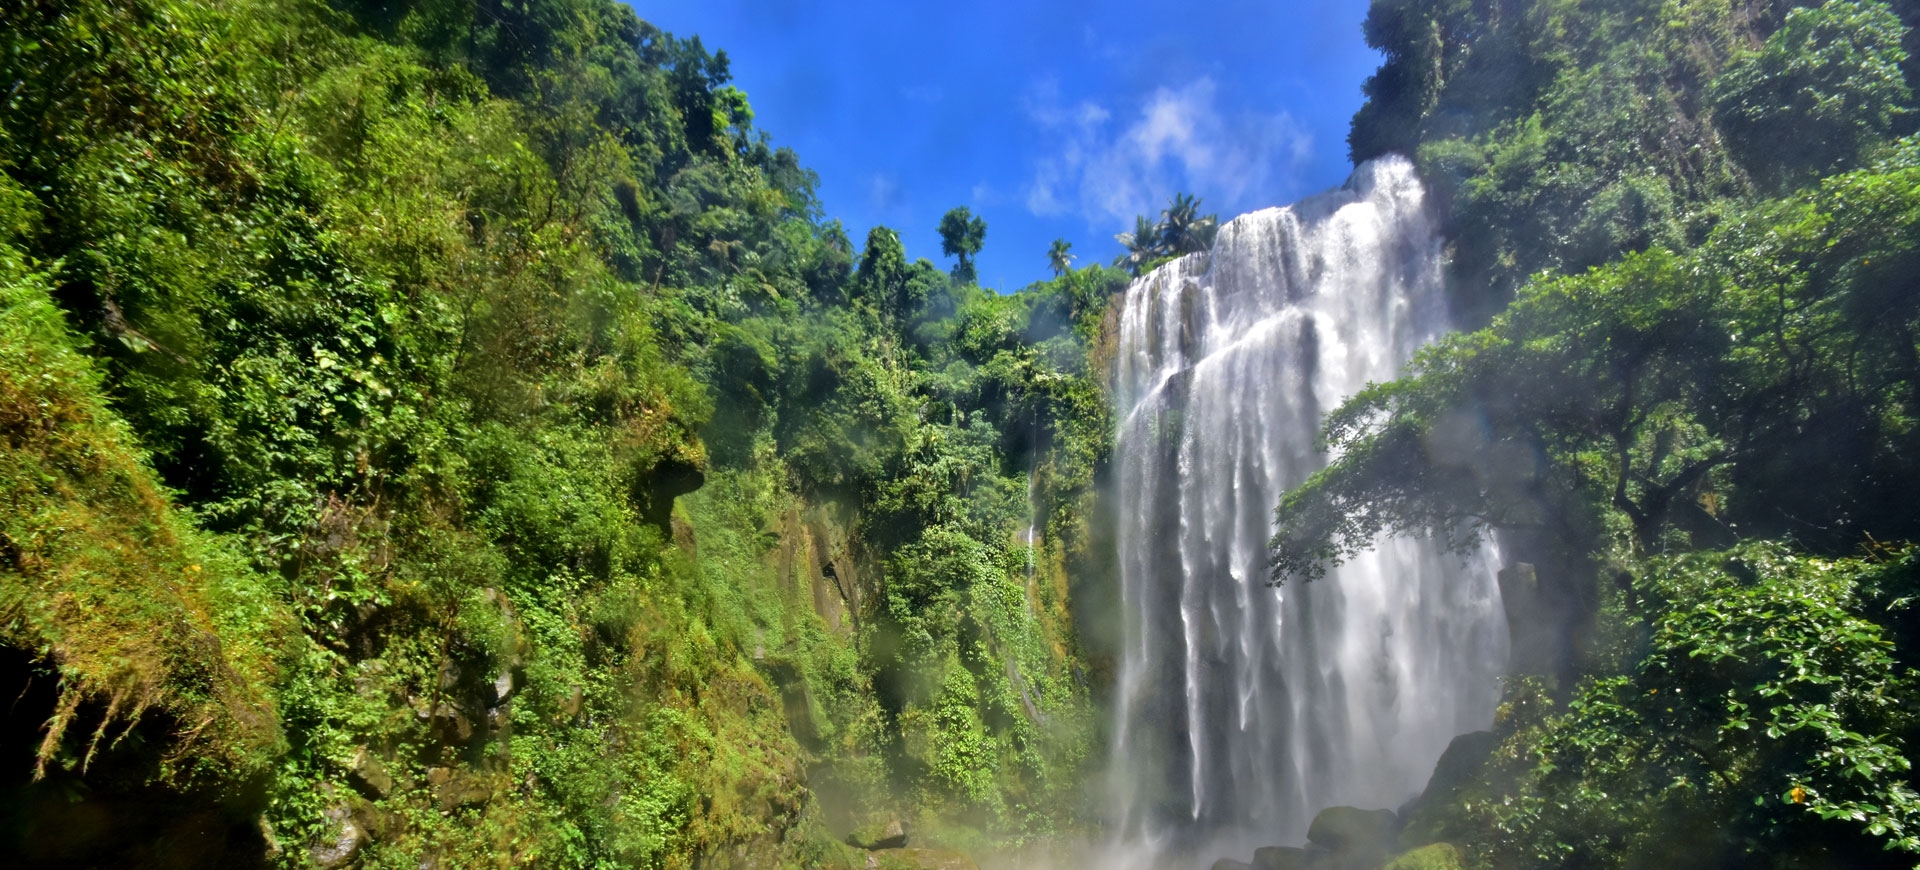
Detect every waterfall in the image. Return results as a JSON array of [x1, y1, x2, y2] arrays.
[[1106, 156, 1508, 863]]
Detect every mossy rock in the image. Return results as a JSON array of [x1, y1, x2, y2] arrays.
[[847, 816, 909, 849], [1253, 845, 1310, 870], [1308, 806, 1399, 852], [1381, 843, 1465, 870]]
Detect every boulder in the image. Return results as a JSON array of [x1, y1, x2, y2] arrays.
[[424, 702, 474, 744], [847, 816, 909, 850], [1424, 732, 1498, 802], [1254, 845, 1311, 870], [1209, 860, 1254, 870], [1400, 730, 1498, 823], [1307, 807, 1399, 853], [346, 745, 392, 799], [1307, 806, 1399, 869], [1381, 844, 1465, 870], [348, 796, 404, 842], [310, 803, 367, 869], [1399, 731, 1503, 845]]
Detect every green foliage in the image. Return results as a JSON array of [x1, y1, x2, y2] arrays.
[[0, 0, 1115, 863], [1157, 191, 1218, 255], [1112, 192, 1219, 275], [1333, 4, 1920, 865], [1046, 239, 1074, 277], [1713, 0, 1913, 183], [1417, 547, 1920, 868], [0, 242, 286, 787], [1273, 156, 1920, 582], [937, 207, 987, 286], [1354, 0, 1920, 318]]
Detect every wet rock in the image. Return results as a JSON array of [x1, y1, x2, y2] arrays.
[[1381, 843, 1465, 870], [347, 745, 392, 798], [1427, 731, 1498, 800], [1400, 730, 1498, 826], [866, 847, 978, 870], [1307, 806, 1399, 852], [1210, 859, 1254, 870], [310, 803, 367, 868], [1307, 806, 1400, 869], [258, 815, 284, 860], [426, 766, 494, 809], [427, 703, 474, 743], [1254, 845, 1311, 870], [349, 796, 404, 842], [847, 816, 908, 849]]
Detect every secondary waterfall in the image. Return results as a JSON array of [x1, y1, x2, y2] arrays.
[[1107, 156, 1508, 862]]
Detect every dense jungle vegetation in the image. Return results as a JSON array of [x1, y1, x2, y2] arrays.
[[0, 0, 1125, 866], [10, 0, 1920, 868], [1275, 0, 1920, 867]]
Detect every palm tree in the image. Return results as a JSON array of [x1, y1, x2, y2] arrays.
[[1047, 239, 1075, 277], [1160, 192, 1218, 255], [1115, 213, 1163, 277]]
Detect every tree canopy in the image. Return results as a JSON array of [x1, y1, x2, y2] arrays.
[[937, 205, 987, 285]]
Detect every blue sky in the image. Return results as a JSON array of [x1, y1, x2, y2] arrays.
[[625, 0, 1384, 291]]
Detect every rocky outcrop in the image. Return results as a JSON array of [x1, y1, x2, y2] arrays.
[[846, 817, 908, 850], [1397, 730, 1497, 825], [1307, 806, 1399, 865], [346, 746, 392, 799], [310, 802, 368, 869]]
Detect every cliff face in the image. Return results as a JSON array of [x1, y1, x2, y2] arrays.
[[0, 0, 1118, 865]]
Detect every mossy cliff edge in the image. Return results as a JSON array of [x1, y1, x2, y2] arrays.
[[0, 0, 1117, 865]]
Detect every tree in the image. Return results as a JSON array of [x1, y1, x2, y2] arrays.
[[1114, 214, 1163, 277], [1269, 159, 1920, 584], [858, 226, 913, 319], [1047, 239, 1075, 277], [1711, 0, 1912, 184], [1159, 192, 1219, 254], [937, 206, 987, 285]]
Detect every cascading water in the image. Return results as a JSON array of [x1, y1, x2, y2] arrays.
[[1106, 156, 1509, 864]]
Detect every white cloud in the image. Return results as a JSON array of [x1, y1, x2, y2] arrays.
[[866, 172, 901, 210], [1022, 78, 1312, 231]]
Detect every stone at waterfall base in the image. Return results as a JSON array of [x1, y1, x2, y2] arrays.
[[1230, 841, 1464, 870], [1307, 806, 1400, 868], [1307, 806, 1399, 852], [1253, 845, 1309, 870], [1216, 806, 1410, 870]]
